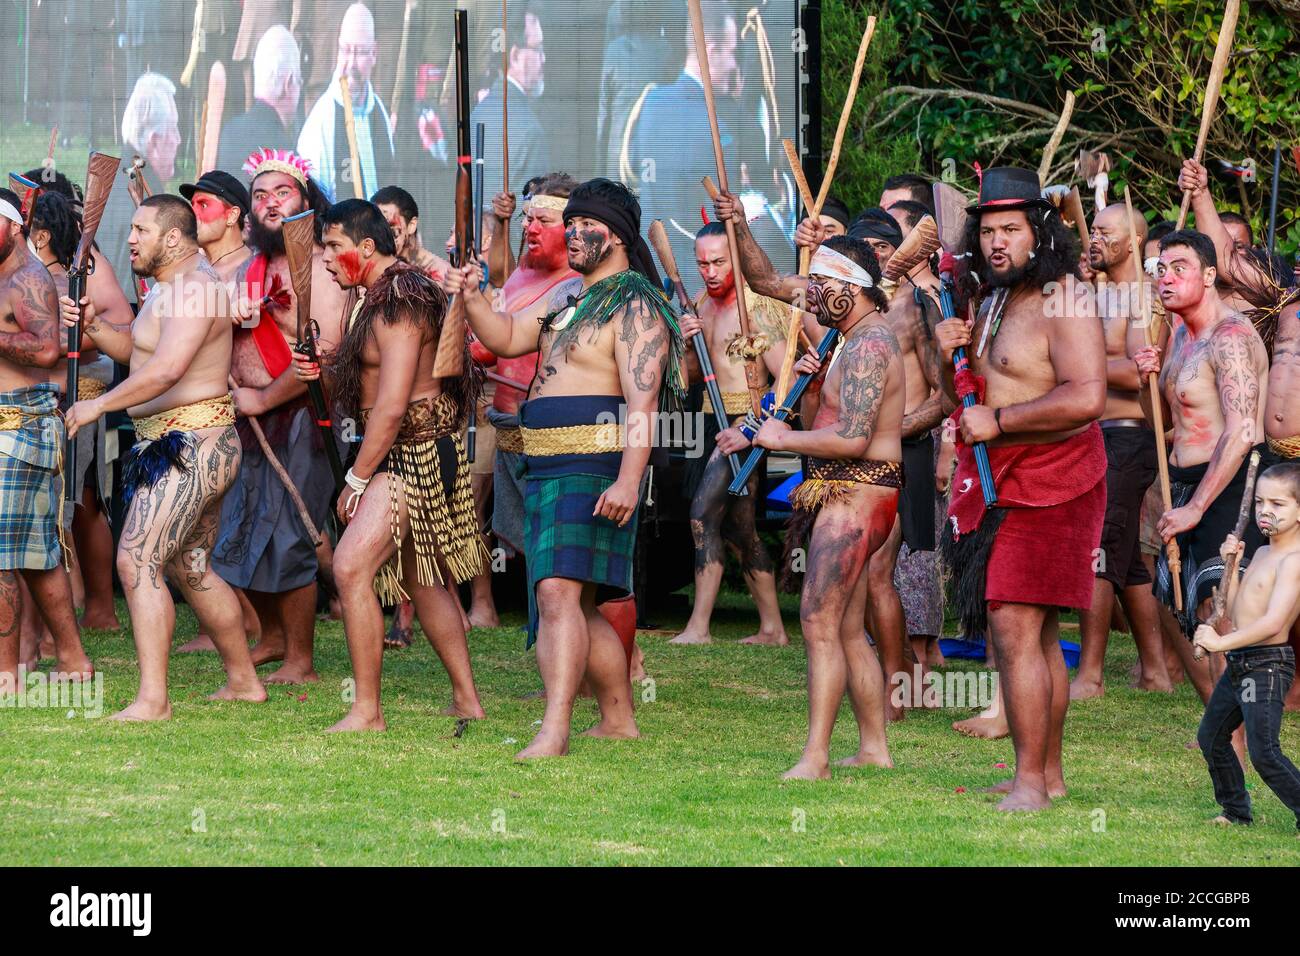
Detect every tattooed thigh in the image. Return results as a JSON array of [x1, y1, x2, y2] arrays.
[[802, 499, 871, 622]]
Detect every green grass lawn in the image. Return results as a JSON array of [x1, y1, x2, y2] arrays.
[[3, 590, 1299, 866]]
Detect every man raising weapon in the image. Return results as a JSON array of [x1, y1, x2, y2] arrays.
[[715, 185, 906, 779], [296, 199, 486, 732], [64, 195, 265, 718], [935, 168, 1107, 811], [446, 178, 685, 759], [0, 190, 93, 692]]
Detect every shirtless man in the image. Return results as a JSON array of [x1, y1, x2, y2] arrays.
[[1133, 228, 1269, 704], [64, 194, 265, 719], [716, 187, 906, 779], [0, 190, 93, 693], [295, 198, 486, 732], [1069, 202, 1173, 698], [1192, 463, 1300, 829], [1180, 158, 1300, 710], [210, 152, 346, 684], [671, 220, 790, 647], [935, 167, 1107, 811], [793, 202, 944, 718], [446, 178, 684, 759]]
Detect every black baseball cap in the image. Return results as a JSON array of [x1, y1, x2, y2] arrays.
[[180, 170, 251, 217]]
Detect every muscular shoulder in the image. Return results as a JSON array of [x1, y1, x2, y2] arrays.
[[844, 322, 901, 368], [6, 255, 59, 319], [1209, 314, 1267, 369], [546, 276, 583, 313]]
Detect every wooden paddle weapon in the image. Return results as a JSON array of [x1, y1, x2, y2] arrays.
[[648, 218, 746, 493], [8, 172, 39, 229], [1124, 184, 1183, 613], [282, 208, 347, 494], [200, 61, 226, 175], [1175, 0, 1240, 230], [433, 6, 474, 379], [65, 151, 121, 501]]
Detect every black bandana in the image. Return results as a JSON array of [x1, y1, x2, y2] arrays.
[[848, 207, 903, 248], [563, 190, 662, 287]]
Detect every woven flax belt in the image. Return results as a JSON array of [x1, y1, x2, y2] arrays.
[[702, 390, 751, 416], [132, 393, 236, 441], [789, 457, 904, 511], [520, 421, 624, 456], [1268, 435, 1300, 460], [76, 377, 108, 401], [496, 425, 524, 454]]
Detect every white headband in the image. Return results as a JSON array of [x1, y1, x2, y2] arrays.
[[0, 199, 22, 226], [809, 245, 875, 289]]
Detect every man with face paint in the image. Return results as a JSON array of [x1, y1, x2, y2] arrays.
[[446, 177, 685, 759], [207, 150, 347, 686], [181, 171, 253, 285], [934, 167, 1107, 811], [1180, 159, 1300, 709], [0, 189, 94, 694], [1067, 202, 1175, 700], [63, 194, 265, 719], [371, 186, 450, 280], [1134, 227, 1271, 710], [795, 202, 945, 720], [293, 199, 487, 733], [671, 221, 792, 647], [713, 187, 907, 779]]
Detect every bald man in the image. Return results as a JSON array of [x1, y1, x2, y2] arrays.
[[297, 2, 396, 201], [1069, 203, 1174, 701]]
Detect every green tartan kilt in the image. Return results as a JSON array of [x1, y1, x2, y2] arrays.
[[523, 473, 638, 648]]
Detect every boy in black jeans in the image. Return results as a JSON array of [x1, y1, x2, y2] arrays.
[[1193, 462, 1300, 831]]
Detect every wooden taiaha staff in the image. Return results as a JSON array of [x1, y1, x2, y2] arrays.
[[1124, 184, 1182, 612], [501, 0, 509, 192], [390, 0, 417, 129], [1037, 91, 1075, 187], [688, 0, 763, 418], [1207, 449, 1260, 644], [1175, 0, 1240, 230], [338, 76, 365, 200], [200, 61, 226, 175]]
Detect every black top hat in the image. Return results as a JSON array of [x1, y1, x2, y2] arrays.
[[180, 170, 251, 217], [967, 166, 1051, 214]]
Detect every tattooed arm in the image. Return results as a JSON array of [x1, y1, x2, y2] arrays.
[[712, 190, 808, 304], [443, 260, 548, 357], [766, 325, 897, 459], [1185, 320, 1265, 516], [1183, 161, 1276, 309], [612, 295, 668, 477], [0, 263, 61, 368], [60, 288, 134, 364]]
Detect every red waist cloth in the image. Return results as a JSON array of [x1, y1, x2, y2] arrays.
[[244, 253, 293, 379]]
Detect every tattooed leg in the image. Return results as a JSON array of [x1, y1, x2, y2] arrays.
[[836, 517, 893, 769], [0, 571, 22, 695], [672, 448, 730, 645], [21, 564, 93, 678], [112, 426, 240, 721], [163, 429, 264, 704], [865, 516, 908, 721], [401, 534, 484, 719], [329, 473, 404, 732], [723, 469, 789, 647]]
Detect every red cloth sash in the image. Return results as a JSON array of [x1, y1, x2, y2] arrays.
[[244, 253, 294, 379]]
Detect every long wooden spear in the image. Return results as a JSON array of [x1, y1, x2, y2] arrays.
[[338, 76, 365, 200], [1037, 91, 1075, 187], [1175, 0, 1240, 229], [501, 0, 509, 193]]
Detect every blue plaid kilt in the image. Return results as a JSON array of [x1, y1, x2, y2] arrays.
[[0, 384, 63, 571]]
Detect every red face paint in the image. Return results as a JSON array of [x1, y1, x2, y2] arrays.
[[337, 248, 373, 287], [704, 267, 736, 302], [191, 195, 226, 225], [523, 222, 568, 273]]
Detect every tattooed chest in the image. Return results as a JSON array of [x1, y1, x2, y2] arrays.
[[533, 322, 611, 393]]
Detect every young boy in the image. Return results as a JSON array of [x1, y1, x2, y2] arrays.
[[1193, 462, 1300, 831]]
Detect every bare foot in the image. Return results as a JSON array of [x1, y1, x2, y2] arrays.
[[1068, 677, 1104, 700], [457, 606, 471, 633], [263, 665, 320, 685], [834, 748, 893, 768], [110, 699, 173, 721], [79, 610, 121, 630], [926, 644, 946, 668], [328, 597, 343, 621], [1132, 674, 1174, 693], [668, 628, 712, 645], [516, 728, 569, 758], [248, 640, 286, 666], [581, 719, 640, 739], [1209, 814, 1239, 826], [953, 713, 1010, 739], [441, 701, 487, 719], [982, 776, 1066, 799], [629, 641, 647, 682], [383, 624, 412, 650], [782, 758, 831, 781], [468, 608, 500, 630], [886, 703, 905, 723], [996, 785, 1052, 811], [208, 681, 268, 702], [55, 655, 94, 680], [177, 634, 217, 653], [739, 629, 790, 646], [326, 711, 386, 732]]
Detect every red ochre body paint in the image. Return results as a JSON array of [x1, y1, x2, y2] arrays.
[[337, 249, 373, 287], [191, 196, 225, 225]]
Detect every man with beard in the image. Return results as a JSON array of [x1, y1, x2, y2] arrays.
[[935, 167, 1106, 811], [208, 150, 345, 685], [714, 186, 907, 779], [1180, 158, 1300, 710], [798, 203, 944, 718], [446, 178, 685, 759], [0, 190, 93, 693], [1069, 202, 1174, 699], [670, 221, 791, 647], [1133, 228, 1270, 705], [64, 195, 265, 719], [293, 199, 487, 732]]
